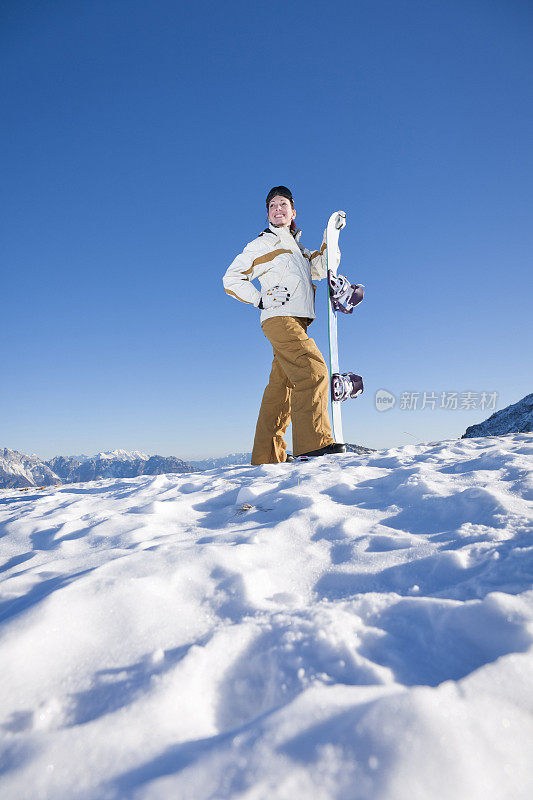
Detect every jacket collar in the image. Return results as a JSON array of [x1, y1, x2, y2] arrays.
[[268, 222, 302, 242]]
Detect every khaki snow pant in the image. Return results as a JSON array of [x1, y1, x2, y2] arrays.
[[251, 316, 334, 464]]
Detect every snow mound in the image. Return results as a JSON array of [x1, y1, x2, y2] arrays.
[[1, 434, 532, 799]]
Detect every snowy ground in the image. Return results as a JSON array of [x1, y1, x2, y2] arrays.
[[1, 434, 532, 800]]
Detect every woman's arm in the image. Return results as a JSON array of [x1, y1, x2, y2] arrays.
[[222, 240, 263, 306], [304, 228, 340, 280]]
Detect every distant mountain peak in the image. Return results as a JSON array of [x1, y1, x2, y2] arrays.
[[0, 447, 60, 489], [462, 393, 533, 438], [93, 449, 150, 462]]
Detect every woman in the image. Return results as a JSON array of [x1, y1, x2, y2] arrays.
[[223, 186, 346, 464]]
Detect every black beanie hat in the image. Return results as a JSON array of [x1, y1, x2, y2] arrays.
[[266, 186, 294, 208]]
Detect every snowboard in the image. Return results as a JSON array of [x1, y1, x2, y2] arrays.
[[326, 211, 363, 443]]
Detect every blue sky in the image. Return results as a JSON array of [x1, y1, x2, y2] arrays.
[[2, 0, 532, 460]]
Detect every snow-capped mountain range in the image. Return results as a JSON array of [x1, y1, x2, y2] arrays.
[[0, 449, 197, 489]]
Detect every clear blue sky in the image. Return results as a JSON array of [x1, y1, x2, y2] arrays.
[[2, 0, 532, 460]]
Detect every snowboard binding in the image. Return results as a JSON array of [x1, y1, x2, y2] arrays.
[[331, 372, 364, 402], [328, 273, 364, 314]]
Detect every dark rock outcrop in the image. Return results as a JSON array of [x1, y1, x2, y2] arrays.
[[346, 443, 375, 454], [461, 393, 533, 438]]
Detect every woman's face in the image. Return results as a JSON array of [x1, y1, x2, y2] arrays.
[[268, 195, 296, 227]]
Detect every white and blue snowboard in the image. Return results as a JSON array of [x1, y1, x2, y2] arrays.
[[326, 211, 364, 443]]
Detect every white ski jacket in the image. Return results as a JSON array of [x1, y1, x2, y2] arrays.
[[223, 223, 339, 325]]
